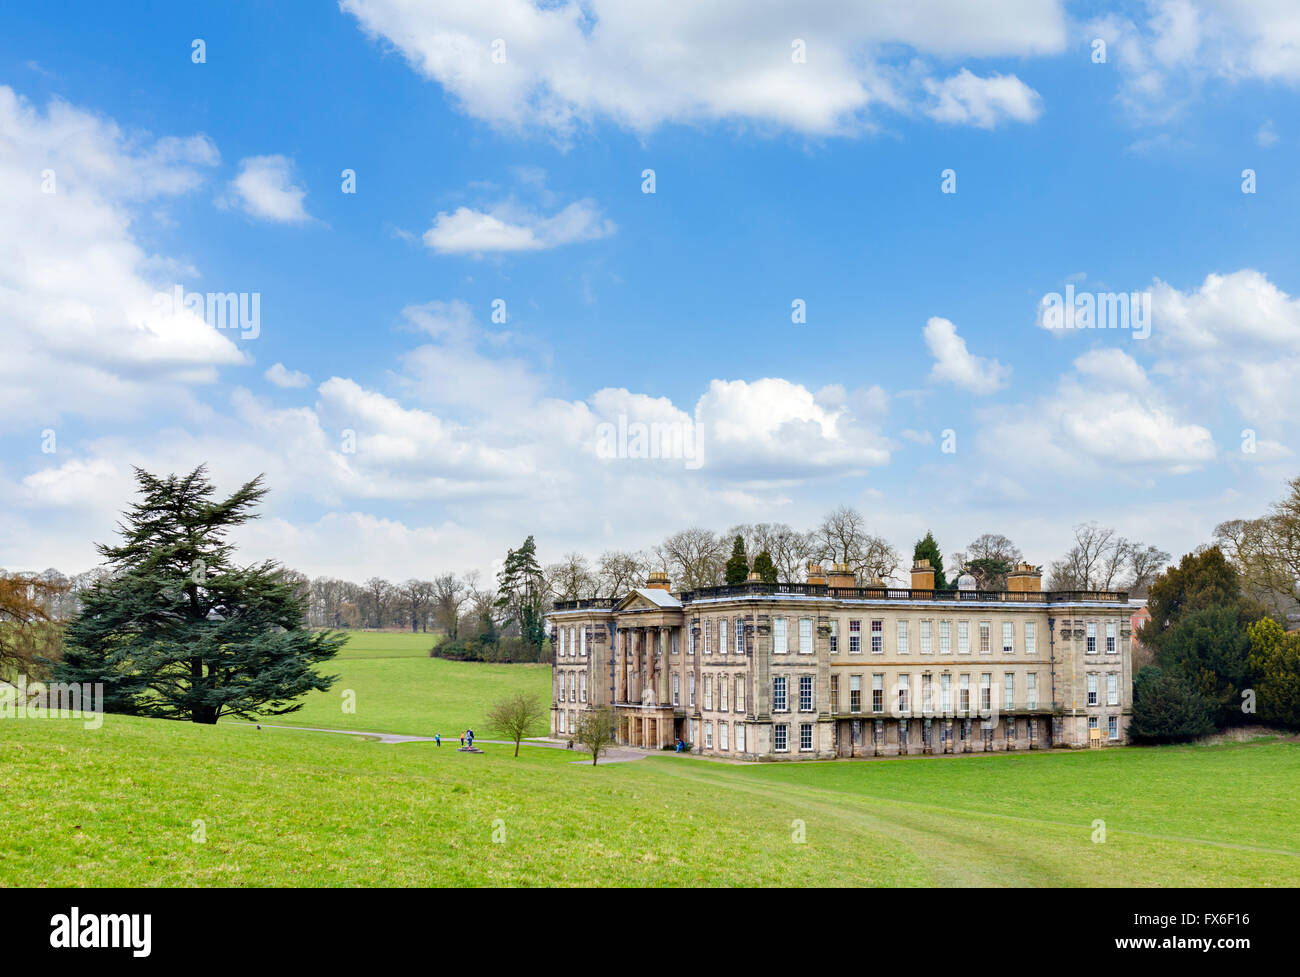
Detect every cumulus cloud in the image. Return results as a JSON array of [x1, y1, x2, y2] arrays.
[[342, 0, 1065, 135], [923, 316, 1012, 394], [225, 154, 313, 223], [923, 69, 1043, 128], [423, 199, 614, 254], [0, 86, 246, 422], [265, 362, 311, 388]]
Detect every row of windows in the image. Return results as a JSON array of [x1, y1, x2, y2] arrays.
[[1086, 672, 1122, 706], [673, 672, 748, 712], [555, 626, 588, 658], [556, 670, 587, 703], [772, 722, 816, 752], [1089, 715, 1123, 740], [825, 671, 1044, 714], [831, 618, 1040, 655], [694, 719, 747, 753]]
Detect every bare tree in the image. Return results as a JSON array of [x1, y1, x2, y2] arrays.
[[485, 692, 547, 757], [546, 552, 598, 602], [575, 706, 617, 765], [1048, 523, 1164, 592], [432, 572, 471, 638], [656, 528, 727, 590], [596, 549, 646, 597], [812, 506, 900, 582], [1127, 543, 1172, 598]]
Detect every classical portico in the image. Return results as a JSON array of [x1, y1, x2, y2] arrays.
[[611, 580, 684, 750]]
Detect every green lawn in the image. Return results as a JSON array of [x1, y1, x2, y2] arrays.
[[239, 631, 551, 738], [3, 713, 1298, 886]]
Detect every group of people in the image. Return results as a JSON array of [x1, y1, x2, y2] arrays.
[[432, 728, 475, 748]]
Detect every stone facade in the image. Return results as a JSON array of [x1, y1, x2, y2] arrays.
[[549, 562, 1133, 761]]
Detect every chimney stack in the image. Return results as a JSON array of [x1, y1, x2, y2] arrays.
[[911, 558, 935, 591], [645, 571, 671, 592], [1006, 563, 1042, 593], [806, 562, 827, 586], [826, 562, 855, 589]]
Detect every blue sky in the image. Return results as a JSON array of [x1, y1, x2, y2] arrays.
[[2, 0, 1299, 580]]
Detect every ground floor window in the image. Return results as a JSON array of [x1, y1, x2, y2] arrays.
[[800, 723, 813, 751], [774, 724, 789, 752], [736, 723, 746, 752], [1108, 715, 1119, 740], [720, 722, 729, 751], [705, 721, 713, 749], [1088, 716, 1099, 730], [558, 710, 565, 734]]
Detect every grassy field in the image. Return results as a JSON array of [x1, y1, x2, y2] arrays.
[[241, 631, 551, 738], [3, 712, 1298, 886]]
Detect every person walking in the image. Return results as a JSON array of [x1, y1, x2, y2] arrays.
[[435, 733, 441, 747], [467, 728, 474, 749], [459, 730, 465, 748]]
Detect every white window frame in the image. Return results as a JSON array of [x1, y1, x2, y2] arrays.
[[1087, 622, 1097, 654], [719, 619, 728, 656], [920, 620, 932, 654], [1002, 622, 1014, 655], [773, 617, 788, 655], [896, 620, 909, 655], [774, 723, 789, 752], [958, 621, 970, 654], [799, 617, 813, 654], [799, 674, 813, 712], [940, 620, 952, 655], [1025, 621, 1036, 656], [1107, 672, 1119, 706], [799, 723, 814, 752], [773, 675, 788, 713]]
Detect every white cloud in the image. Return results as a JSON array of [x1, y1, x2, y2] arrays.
[[923, 69, 1043, 128], [923, 316, 1011, 394], [342, 0, 1066, 135], [423, 199, 614, 254], [225, 154, 313, 223], [0, 86, 246, 423], [1088, 1, 1300, 123], [265, 362, 311, 388]]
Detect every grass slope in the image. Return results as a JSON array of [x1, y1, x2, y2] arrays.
[[241, 632, 550, 738], [3, 714, 1297, 887]]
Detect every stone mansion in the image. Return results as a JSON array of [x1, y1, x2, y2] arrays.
[[548, 559, 1133, 761]]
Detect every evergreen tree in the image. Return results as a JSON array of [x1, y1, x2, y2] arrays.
[[912, 531, 948, 590], [725, 535, 750, 585], [752, 550, 777, 584], [1246, 617, 1300, 729], [1128, 666, 1218, 743], [1154, 603, 1260, 727], [56, 466, 344, 724], [495, 536, 546, 652]]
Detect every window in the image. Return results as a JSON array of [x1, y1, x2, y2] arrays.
[[849, 619, 862, 654], [736, 723, 746, 752], [774, 617, 788, 654], [720, 721, 729, 751], [799, 617, 813, 654], [1087, 673, 1098, 706], [689, 626, 695, 656], [980, 673, 992, 712], [689, 673, 696, 708], [704, 619, 712, 655], [774, 724, 789, 752], [559, 710, 566, 733], [580, 673, 587, 703], [898, 673, 910, 714], [920, 620, 932, 654], [773, 676, 788, 712], [704, 675, 713, 710], [1004, 673, 1014, 711], [922, 673, 933, 714], [1107, 672, 1119, 706], [557, 628, 565, 657], [800, 723, 814, 751], [941, 673, 952, 712], [958, 622, 970, 654], [735, 676, 745, 712], [940, 620, 952, 654], [672, 673, 680, 706], [871, 619, 883, 654], [580, 627, 586, 657], [897, 620, 909, 654], [829, 619, 839, 654], [829, 674, 839, 712], [705, 721, 713, 748], [719, 674, 729, 711], [1025, 621, 1036, 656], [898, 719, 909, 749], [1088, 716, 1099, 731], [1106, 621, 1117, 654], [1108, 716, 1119, 741], [735, 618, 744, 654], [849, 675, 862, 713], [671, 629, 679, 655], [1027, 672, 1038, 710], [719, 619, 728, 656], [569, 674, 576, 702], [979, 622, 991, 654], [872, 673, 884, 713], [959, 674, 971, 713], [1002, 622, 1014, 654], [1086, 622, 1097, 654], [799, 674, 814, 712]]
